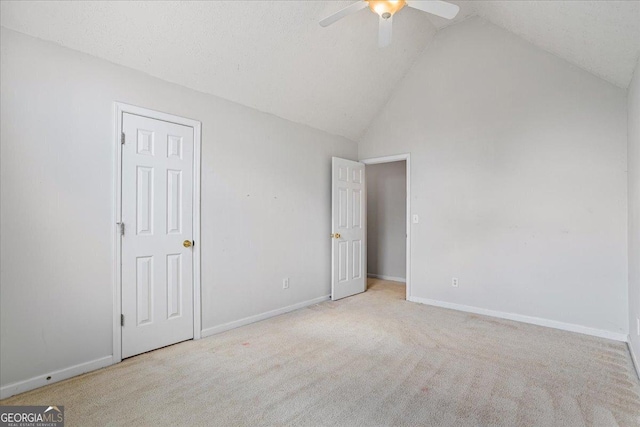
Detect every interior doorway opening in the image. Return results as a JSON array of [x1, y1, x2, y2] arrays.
[[362, 154, 411, 300]]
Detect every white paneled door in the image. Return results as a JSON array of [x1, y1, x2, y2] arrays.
[[121, 113, 194, 358], [331, 157, 366, 300]]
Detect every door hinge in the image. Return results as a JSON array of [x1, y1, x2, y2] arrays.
[[121, 314, 125, 327], [117, 222, 125, 236], [121, 132, 125, 145]]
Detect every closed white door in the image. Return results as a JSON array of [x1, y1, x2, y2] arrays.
[[331, 157, 366, 300], [121, 112, 194, 358]]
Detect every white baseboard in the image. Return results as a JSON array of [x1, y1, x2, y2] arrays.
[[0, 355, 113, 400], [408, 296, 628, 342], [628, 342, 640, 380], [1, 296, 331, 399], [201, 295, 331, 338], [3, 295, 628, 399], [367, 274, 406, 283]]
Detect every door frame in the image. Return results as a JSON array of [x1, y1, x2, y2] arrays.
[[360, 153, 411, 301], [112, 102, 202, 364]]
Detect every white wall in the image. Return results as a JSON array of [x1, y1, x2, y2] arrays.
[[0, 27, 357, 392], [359, 18, 629, 337], [629, 55, 640, 364], [366, 161, 406, 280]]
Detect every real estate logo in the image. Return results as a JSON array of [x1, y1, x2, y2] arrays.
[[0, 406, 64, 427]]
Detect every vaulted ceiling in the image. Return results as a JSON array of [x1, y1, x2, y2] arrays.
[[1, 1, 639, 140], [465, 1, 640, 89]]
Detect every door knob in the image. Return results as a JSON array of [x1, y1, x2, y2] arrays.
[[331, 233, 341, 239], [183, 240, 193, 248]]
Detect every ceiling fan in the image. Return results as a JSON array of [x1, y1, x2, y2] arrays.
[[319, 0, 460, 48]]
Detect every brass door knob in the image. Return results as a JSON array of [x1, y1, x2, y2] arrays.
[[183, 240, 193, 248], [331, 233, 341, 239]]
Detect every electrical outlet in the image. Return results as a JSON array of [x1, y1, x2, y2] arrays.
[[283, 278, 290, 289], [412, 214, 419, 224], [452, 277, 459, 288]]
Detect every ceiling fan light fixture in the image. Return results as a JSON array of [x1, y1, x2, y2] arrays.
[[367, 0, 406, 17]]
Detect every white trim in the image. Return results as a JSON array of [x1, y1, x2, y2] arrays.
[[0, 356, 113, 400], [367, 273, 406, 283], [201, 295, 330, 338], [360, 154, 411, 301], [408, 296, 628, 342], [113, 102, 202, 363], [629, 342, 640, 380], [113, 103, 123, 364], [192, 120, 202, 340], [361, 154, 409, 165]]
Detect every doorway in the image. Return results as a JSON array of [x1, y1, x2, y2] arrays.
[[361, 155, 411, 300], [113, 103, 202, 362]]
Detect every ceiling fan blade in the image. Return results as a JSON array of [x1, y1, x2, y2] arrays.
[[405, 0, 460, 19], [378, 15, 393, 48], [319, 1, 369, 27]]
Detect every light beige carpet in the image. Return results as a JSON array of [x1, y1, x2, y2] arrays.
[[2, 279, 639, 426]]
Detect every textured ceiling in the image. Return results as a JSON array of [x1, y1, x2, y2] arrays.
[[463, 0, 640, 89], [0, 1, 438, 140], [1, 1, 639, 140]]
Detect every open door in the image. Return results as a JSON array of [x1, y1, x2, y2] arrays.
[[331, 157, 366, 300]]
